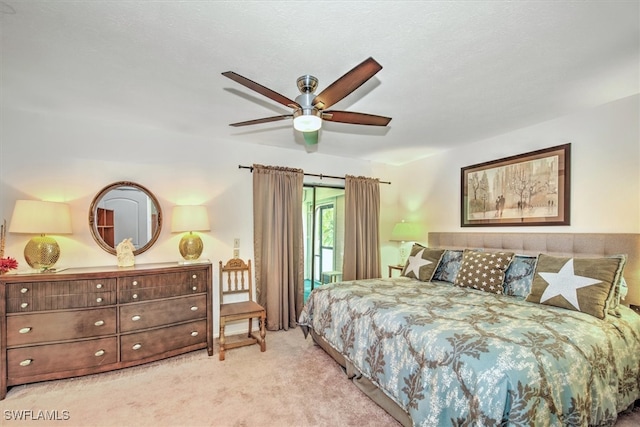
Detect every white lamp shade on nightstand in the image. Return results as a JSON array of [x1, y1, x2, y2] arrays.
[[390, 220, 422, 265], [171, 205, 210, 261], [9, 200, 73, 270], [390, 221, 421, 242]]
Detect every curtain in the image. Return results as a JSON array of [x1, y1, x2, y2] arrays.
[[342, 175, 381, 280], [252, 164, 304, 331]]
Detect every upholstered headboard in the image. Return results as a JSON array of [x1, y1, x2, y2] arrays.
[[428, 232, 640, 307]]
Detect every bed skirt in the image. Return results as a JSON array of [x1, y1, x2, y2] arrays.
[[309, 329, 412, 427]]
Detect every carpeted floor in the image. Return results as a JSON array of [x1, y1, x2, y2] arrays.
[[1, 329, 400, 427], [1, 329, 639, 427]]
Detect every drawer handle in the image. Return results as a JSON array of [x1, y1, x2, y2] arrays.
[[19, 359, 33, 367], [94, 320, 105, 327], [94, 349, 105, 357], [132, 343, 142, 350], [190, 331, 198, 337], [131, 315, 141, 321], [20, 302, 29, 309], [132, 280, 138, 286], [19, 327, 32, 334], [192, 274, 197, 279], [190, 306, 198, 312], [96, 283, 103, 289], [20, 287, 29, 294], [192, 286, 197, 291], [96, 297, 103, 303], [132, 294, 138, 299]]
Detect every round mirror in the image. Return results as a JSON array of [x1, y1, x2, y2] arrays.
[[89, 181, 162, 255]]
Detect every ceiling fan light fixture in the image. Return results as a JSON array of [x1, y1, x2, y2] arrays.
[[223, 57, 391, 139], [293, 108, 322, 132]]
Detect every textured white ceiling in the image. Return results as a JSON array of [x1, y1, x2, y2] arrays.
[[1, 1, 638, 165]]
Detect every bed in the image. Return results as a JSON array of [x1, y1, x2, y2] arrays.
[[298, 232, 640, 427]]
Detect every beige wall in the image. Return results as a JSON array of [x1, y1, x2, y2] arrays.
[[1, 94, 638, 306], [0, 108, 389, 335], [378, 94, 639, 269], [0, 108, 389, 269]]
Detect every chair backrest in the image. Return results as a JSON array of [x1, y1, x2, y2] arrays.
[[219, 258, 253, 304]]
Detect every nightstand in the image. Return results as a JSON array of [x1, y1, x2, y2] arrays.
[[388, 264, 404, 277]]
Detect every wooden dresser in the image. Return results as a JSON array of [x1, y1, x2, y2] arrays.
[[0, 262, 213, 400]]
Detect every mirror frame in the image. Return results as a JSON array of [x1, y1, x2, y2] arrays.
[[88, 181, 163, 256]]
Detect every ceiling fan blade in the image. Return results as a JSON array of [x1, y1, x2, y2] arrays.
[[229, 114, 293, 127], [303, 130, 319, 146], [322, 111, 392, 126], [312, 57, 383, 110], [222, 71, 301, 109]]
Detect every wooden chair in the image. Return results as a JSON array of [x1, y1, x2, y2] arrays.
[[218, 258, 266, 361]]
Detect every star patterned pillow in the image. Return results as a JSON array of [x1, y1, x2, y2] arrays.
[[401, 244, 445, 282], [453, 249, 514, 294], [526, 253, 626, 319]]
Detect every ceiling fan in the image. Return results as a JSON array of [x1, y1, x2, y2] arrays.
[[222, 57, 392, 145]]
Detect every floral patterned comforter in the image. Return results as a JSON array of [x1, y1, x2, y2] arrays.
[[298, 277, 640, 427]]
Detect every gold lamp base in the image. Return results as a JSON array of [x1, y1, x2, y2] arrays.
[[24, 235, 60, 270], [178, 232, 203, 261]]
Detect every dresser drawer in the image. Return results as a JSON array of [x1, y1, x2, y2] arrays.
[[6, 308, 117, 346], [118, 269, 208, 303], [6, 280, 116, 313], [120, 320, 206, 362], [119, 294, 206, 332], [119, 285, 204, 304], [6, 291, 116, 313], [7, 337, 118, 380], [6, 279, 116, 298]]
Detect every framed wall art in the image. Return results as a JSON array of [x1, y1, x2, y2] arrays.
[[461, 143, 570, 227]]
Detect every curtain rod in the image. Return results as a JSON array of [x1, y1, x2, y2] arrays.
[[238, 165, 391, 185]]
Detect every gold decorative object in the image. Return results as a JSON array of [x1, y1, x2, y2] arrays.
[[9, 200, 72, 270], [171, 205, 210, 262], [178, 233, 205, 260], [23, 235, 61, 270]]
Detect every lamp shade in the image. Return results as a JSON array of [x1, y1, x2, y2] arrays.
[[9, 200, 72, 270], [171, 205, 210, 233], [390, 221, 421, 242], [9, 200, 72, 235]]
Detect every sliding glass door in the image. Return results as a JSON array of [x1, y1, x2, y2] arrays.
[[303, 185, 345, 302]]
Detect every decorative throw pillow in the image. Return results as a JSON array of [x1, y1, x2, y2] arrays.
[[454, 249, 514, 294], [401, 244, 445, 282], [432, 249, 464, 283], [525, 253, 626, 319], [503, 254, 538, 298]]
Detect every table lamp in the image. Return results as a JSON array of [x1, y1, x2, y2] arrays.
[[390, 220, 421, 265], [171, 205, 210, 262], [9, 200, 73, 270]]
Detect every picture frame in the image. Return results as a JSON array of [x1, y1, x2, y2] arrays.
[[461, 143, 570, 227]]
